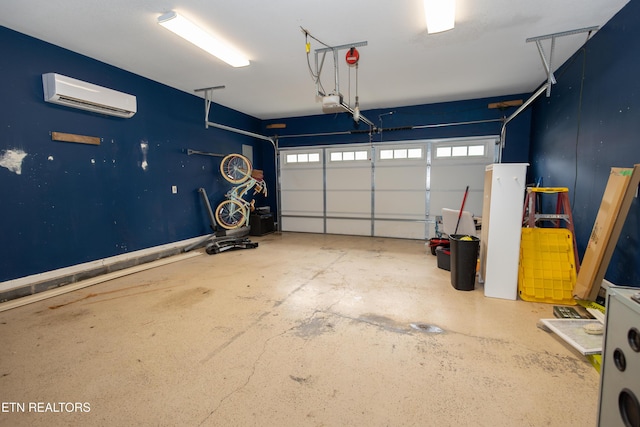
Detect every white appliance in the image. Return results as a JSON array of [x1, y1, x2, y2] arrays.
[[42, 73, 137, 118], [598, 287, 640, 427]]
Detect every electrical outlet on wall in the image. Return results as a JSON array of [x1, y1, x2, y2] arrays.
[[172, 185, 178, 194]]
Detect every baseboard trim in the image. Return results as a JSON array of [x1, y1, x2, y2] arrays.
[[0, 235, 208, 304]]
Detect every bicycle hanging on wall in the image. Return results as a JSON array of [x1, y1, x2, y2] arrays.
[[215, 153, 267, 230]]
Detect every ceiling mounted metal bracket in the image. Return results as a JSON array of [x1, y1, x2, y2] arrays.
[[194, 85, 274, 145], [314, 41, 367, 97], [194, 85, 226, 130], [526, 26, 599, 97], [313, 40, 377, 131]]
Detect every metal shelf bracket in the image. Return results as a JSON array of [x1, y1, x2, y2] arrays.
[[526, 26, 599, 97]]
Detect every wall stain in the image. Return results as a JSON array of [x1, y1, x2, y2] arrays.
[[0, 148, 28, 175]]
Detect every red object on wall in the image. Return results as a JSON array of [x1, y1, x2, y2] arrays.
[[346, 47, 359, 65]]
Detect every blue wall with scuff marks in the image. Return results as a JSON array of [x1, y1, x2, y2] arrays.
[[3, 2, 635, 287], [529, 0, 640, 286], [0, 24, 533, 284], [0, 26, 264, 282]]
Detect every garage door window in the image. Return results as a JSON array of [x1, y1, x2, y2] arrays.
[[436, 144, 485, 158], [379, 148, 423, 160], [330, 150, 369, 162], [285, 152, 321, 164]]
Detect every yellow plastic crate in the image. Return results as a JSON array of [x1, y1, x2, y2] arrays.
[[518, 228, 577, 304]]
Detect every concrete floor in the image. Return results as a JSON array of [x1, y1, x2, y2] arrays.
[[0, 232, 599, 426]]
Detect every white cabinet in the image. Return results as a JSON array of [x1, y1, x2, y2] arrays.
[[479, 163, 528, 300]]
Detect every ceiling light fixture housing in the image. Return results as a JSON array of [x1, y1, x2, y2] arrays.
[[424, 0, 456, 34], [157, 11, 250, 67]]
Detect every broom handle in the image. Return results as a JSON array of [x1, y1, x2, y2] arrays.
[[454, 186, 469, 235]]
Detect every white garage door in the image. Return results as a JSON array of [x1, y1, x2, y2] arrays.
[[428, 137, 497, 237], [373, 143, 428, 239], [279, 137, 496, 239], [325, 146, 372, 236], [279, 148, 324, 233]]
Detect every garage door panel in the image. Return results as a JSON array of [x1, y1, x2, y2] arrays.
[[280, 149, 324, 232], [281, 169, 324, 191], [375, 190, 425, 218], [430, 158, 489, 221], [430, 164, 486, 191], [327, 191, 371, 216], [429, 191, 484, 218], [281, 189, 323, 214], [429, 139, 495, 225], [327, 219, 370, 236], [375, 166, 426, 191], [374, 220, 425, 239], [326, 167, 370, 190], [281, 217, 324, 233]]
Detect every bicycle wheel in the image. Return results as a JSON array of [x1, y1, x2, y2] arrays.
[[215, 199, 247, 229], [220, 154, 252, 184]]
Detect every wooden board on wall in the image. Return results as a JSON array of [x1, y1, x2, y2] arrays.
[[52, 132, 100, 145], [574, 164, 640, 300]]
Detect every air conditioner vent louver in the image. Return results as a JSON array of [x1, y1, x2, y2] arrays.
[[42, 73, 137, 118], [56, 95, 134, 116]]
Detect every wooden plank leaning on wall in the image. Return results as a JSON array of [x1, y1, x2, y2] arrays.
[[573, 164, 640, 301]]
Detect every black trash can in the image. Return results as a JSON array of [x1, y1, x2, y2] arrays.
[[449, 234, 480, 291]]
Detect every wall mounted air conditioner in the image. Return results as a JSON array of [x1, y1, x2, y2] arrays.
[[42, 73, 137, 118]]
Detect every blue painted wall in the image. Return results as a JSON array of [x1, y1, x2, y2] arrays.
[[1, 25, 532, 283], [0, 26, 264, 282], [262, 97, 531, 165], [529, 0, 640, 286]]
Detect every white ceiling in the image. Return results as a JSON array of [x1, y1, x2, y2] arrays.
[[0, 0, 630, 120]]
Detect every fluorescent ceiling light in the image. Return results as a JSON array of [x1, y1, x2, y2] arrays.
[[157, 11, 250, 67], [424, 0, 456, 34]]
